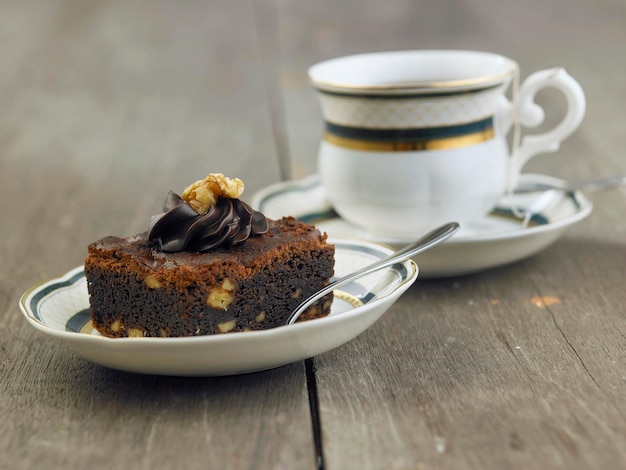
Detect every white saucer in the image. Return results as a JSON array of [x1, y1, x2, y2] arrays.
[[19, 239, 417, 377], [252, 174, 593, 277]]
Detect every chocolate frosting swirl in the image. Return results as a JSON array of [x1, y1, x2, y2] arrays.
[[148, 191, 269, 252]]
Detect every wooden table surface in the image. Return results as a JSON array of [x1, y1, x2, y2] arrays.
[[2, 1, 625, 469]]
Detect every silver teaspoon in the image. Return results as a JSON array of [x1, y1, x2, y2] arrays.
[[514, 175, 626, 193], [286, 222, 460, 325]]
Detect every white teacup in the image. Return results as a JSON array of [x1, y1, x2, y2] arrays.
[[308, 50, 586, 238]]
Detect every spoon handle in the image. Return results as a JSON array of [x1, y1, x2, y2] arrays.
[[514, 175, 626, 193], [286, 222, 460, 325]]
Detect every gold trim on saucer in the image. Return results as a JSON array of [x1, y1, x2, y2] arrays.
[[334, 290, 365, 307], [324, 128, 495, 152]]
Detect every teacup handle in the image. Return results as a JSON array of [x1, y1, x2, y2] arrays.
[[499, 68, 586, 188]]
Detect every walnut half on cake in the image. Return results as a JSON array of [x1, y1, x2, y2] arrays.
[[84, 173, 335, 337]]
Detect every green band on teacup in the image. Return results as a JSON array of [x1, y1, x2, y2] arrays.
[[324, 117, 494, 152]]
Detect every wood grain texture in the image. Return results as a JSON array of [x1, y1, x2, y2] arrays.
[[281, 0, 626, 468], [1, 0, 625, 469], [0, 1, 312, 469], [314, 241, 626, 469], [1, 353, 313, 470]]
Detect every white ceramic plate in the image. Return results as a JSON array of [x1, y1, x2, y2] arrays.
[[19, 239, 417, 377], [252, 174, 593, 277]]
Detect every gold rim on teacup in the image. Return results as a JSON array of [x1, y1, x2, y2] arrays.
[[308, 50, 518, 95]]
